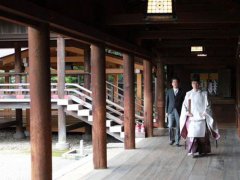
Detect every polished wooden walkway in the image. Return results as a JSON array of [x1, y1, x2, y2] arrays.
[[82, 128, 240, 180]]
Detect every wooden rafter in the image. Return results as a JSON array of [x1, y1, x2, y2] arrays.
[[0, 48, 144, 70]]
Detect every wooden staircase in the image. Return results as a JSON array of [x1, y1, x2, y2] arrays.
[[58, 83, 127, 142], [0, 82, 145, 141]]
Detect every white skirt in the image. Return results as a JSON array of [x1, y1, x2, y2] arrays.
[[187, 119, 206, 138]]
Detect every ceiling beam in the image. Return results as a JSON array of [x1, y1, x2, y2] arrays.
[[0, 0, 152, 60], [161, 57, 236, 65], [65, 47, 84, 55], [0, 33, 58, 41], [106, 11, 240, 26], [135, 29, 239, 40], [0, 48, 144, 70], [156, 39, 238, 48]]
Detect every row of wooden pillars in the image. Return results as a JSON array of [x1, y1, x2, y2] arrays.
[[27, 24, 165, 179]]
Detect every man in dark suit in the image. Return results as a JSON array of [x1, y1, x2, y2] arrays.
[[166, 77, 185, 147]]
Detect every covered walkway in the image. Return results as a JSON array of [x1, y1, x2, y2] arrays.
[[59, 127, 240, 180], [0, 1, 240, 179]]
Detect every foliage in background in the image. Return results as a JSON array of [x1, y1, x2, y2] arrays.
[[51, 66, 84, 84]]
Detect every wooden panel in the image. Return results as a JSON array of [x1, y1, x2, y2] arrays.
[[218, 69, 232, 97], [212, 104, 236, 124]]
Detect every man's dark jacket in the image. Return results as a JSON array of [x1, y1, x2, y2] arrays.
[[166, 88, 185, 115]]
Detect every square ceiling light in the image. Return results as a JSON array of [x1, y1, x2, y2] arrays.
[[147, 0, 173, 14]]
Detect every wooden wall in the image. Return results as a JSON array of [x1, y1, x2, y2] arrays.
[[167, 64, 236, 125]]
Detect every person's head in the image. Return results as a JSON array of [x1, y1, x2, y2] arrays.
[[191, 74, 200, 90], [171, 77, 180, 89]]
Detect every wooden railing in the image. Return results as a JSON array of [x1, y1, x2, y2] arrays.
[[106, 81, 148, 116], [0, 83, 144, 121], [65, 83, 143, 121]]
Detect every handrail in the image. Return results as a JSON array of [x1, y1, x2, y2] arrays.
[[0, 82, 144, 121], [0, 83, 30, 86], [105, 81, 145, 115], [106, 81, 144, 103], [65, 87, 124, 123], [65, 83, 92, 94], [66, 83, 143, 120], [105, 81, 159, 118], [106, 81, 124, 91]]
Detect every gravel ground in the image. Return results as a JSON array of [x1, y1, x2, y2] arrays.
[[0, 128, 93, 154], [0, 128, 120, 154]]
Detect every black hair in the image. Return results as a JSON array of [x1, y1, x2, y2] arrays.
[[191, 74, 200, 83], [171, 77, 180, 82]]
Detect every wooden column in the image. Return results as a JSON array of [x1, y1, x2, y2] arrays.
[[28, 24, 52, 180], [84, 47, 91, 89], [91, 44, 107, 169], [156, 62, 165, 128], [14, 44, 25, 139], [56, 36, 69, 150], [26, 109, 30, 136], [123, 54, 135, 149], [136, 73, 143, 113], [144, 60, 153, 137], [5, 70, 10, 83], [83, 47, 92, 141], [237, 38, 240, 137], [113, 74, 119, 103], [25, 64, 30, 136]]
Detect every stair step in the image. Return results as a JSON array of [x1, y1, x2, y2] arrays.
[[109, 125, 123, 133], [67, 104, 82, 111], [106, 120, 113, 127], [88, 115, 93, 122], [78, 109, 91, 116], [57, 99, 72, 106], [120, 132, 124, 138]]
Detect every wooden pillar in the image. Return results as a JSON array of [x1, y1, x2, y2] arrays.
[[56, 36, 69, 150], [113, 74, 119, 103], [14, 44, 25, 139], [28, 24, 52, 180], [123, 54, 135, 149], [236, 38, 240, 137], [26, 109, 30, 136], [83, 47, 92, 141], [144, 60, 153, 137], [156, 61, 165, 128], [84, 47, 91, 89], [136, 73, 143, 113], [91, 44, 107, 169], [25, 64, 30, 136], [3, 70, 10, 119], [5, 70, 10, 83]]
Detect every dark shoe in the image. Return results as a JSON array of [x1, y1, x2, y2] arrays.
[[176, 144, 181, 147], [169, 141, 175, 145]]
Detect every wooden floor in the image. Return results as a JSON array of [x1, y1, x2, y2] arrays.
[[81, 128, 240, 180]]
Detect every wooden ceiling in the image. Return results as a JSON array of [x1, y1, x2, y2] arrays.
[[101, 0, 240, 65], [0, 0, 240, 65]]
